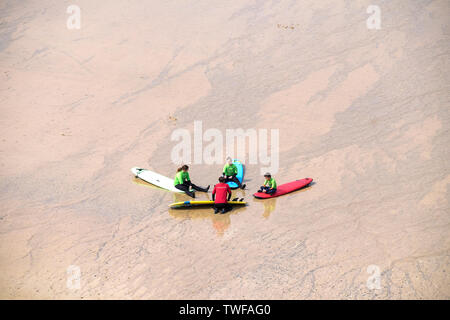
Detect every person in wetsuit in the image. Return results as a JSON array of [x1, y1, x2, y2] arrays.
[[222, 157, 246, 189], [212, 177, 232, 214], [258, 172, 277, 195], [174, 165, 209, 198]]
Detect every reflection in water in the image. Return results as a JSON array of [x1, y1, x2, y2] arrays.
[[252, 197, 277, 218], [262, 198, 277, 218], [132, 177, 166, 191], [255, 183, 315, 218], [211, 214, 231, 236], [169, 190, 247, 236], [169, 206, 247, 236]]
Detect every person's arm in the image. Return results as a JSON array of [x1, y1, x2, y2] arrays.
[[262, 180, 268, 192], [222, 164, 227, 176], [185, 172, 191, 182], [233, 165, 238, 175], [271, 179, 277, 189], [212, 186, 216, 201], [174, 173, 180, 185], [227, 185, 231, 201]]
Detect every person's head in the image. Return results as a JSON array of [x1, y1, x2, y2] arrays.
[[218, 177, 225, 183], [264, 172, 271, 180], [226, 157, 232, 165], [178, 165, 189, 172]]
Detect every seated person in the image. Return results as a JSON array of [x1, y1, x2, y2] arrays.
[[258, 172, 277, 195], [174, 165, 209, 198], [222, 157, 245, 189]]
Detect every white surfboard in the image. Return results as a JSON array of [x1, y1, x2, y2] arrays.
[[131, 167, 184, 193]]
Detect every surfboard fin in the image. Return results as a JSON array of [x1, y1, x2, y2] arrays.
[[232, 197, 238, 201], [239, 198, 244, 202]]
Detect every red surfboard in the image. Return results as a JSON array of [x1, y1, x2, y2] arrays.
[[253, 178, 313, 199]]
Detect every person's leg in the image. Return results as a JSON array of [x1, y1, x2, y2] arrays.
[[190, 182, 210, 192], [175, 184, 195, 198], [221, 203, 232, 214], [175, 183, 189, 192], [214, 203, 225, 214], [230, 175, 243, 188], [267, 188, 277, 195]]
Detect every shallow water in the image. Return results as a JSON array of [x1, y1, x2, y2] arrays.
[[0, 0, 449, 299]]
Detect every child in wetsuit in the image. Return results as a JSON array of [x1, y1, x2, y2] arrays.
[[258, 172, 277, 195]]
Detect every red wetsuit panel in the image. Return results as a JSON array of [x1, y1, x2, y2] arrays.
[[212, 183, 231, 203]]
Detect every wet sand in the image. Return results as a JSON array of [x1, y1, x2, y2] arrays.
[[0, 0, 449, 299]]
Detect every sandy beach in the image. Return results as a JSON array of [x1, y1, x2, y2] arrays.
[[0, 0, 449, 299]]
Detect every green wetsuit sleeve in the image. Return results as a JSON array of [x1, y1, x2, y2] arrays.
[[174, 172, 181, 186]]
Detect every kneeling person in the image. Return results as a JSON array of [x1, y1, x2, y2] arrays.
[[212, 177, 232, 214]]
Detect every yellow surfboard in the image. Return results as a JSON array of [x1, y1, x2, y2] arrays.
[[169, 200, 246, 208]]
